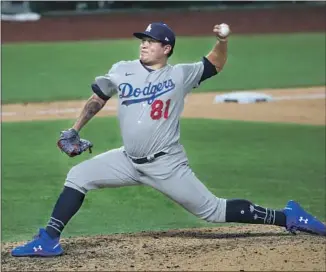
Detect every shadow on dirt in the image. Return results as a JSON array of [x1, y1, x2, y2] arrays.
[[139, 229, 294, 239]]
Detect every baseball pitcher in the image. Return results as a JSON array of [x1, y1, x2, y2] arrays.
[[12, 22, 326, 257]]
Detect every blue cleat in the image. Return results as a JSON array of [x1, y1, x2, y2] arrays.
[[284, 200, 326, 236], [11, 228, 63, 257]]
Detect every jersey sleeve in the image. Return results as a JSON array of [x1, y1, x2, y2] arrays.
[[175, 57, 218, 95], [176, 61, 204, 92], [92, 62, 122, 100]]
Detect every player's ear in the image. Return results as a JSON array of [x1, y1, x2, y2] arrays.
[[163, 45, 172, 56]]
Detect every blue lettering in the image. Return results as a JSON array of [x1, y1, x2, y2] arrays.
[[133, 88, 141, 97], [157, 83, 163, 92], [119, 79, 176, 106], [142, 82, 152, 96], [150, 85, 157, 95], [168, 79, 175, 88], [119, 83, 133, 99]]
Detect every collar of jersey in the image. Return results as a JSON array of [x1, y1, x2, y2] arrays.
[[139, 60, 154, 73], [139, 60, 170, 73]]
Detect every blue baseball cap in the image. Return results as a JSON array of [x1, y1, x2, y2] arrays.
[[133, 22, 176, 49]]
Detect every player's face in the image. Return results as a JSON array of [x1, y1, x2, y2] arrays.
[[139, 37, 171, 65]]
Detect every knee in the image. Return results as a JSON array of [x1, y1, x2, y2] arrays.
[[200, 197, 227, 223], [66, 163, 83, 180], [64, 164, 88, 194]]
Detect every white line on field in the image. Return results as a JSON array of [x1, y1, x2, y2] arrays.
[[272, 93, 326, 101], [1, 112, 18, 116], [1, 106, 117, 117]]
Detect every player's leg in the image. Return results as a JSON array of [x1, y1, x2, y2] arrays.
[[137, 152, 326, 236], [136, 152, 228, 222], [45, 147, 140, 238], [11, 147, 140, 257]]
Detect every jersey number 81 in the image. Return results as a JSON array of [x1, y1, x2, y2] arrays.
[[150, 99, 171, 120]]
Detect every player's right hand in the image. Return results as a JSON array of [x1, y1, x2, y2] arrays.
[[213, 23, 231, 41], [57, 128, 93, 157]]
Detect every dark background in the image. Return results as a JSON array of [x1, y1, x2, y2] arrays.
[[2, 1, 319, 15]]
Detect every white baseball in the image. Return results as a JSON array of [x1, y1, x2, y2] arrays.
[[219, 23, 230, 37]]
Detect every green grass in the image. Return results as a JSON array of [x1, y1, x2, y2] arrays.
[[2, 33, 325, 104], [2, 117, 325, 242]]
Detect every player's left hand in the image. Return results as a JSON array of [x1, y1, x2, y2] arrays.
[[57, 128, 93, 157], [213, 23, 231, 41]]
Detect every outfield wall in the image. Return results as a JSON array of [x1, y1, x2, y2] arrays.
[[2, 4, 325, 43]]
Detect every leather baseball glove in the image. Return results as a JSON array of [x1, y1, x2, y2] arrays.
[[57, 128, 93, 157]]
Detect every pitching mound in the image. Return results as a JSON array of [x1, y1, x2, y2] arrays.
[[2, 225, 326, 271]]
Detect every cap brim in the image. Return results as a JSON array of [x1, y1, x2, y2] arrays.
[[133, 32, 162, 42]]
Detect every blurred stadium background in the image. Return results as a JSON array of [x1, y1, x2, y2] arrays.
[[0, 1, 320, 14]]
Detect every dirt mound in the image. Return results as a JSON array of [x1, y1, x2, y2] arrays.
[[2, 226, 325, 271]]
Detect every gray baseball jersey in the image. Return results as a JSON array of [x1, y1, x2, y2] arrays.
[[65, 58, 227, 224], [95, 59, 204, 158]]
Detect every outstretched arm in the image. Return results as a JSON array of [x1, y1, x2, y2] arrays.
[[57, 72, 115, 157], [72, 93, 107, 132], [206, 24, 230, 72]]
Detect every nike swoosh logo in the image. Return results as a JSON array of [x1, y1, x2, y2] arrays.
[[284, 207, 292, 210], [125, 73, 134, 76]]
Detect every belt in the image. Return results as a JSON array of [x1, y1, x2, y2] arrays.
[[130, 151, 167, 164]]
